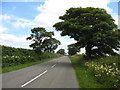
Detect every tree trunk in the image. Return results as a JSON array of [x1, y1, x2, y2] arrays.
[[85, 44, 92, 58]]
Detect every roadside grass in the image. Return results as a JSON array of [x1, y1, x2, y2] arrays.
[[1, 56, 61, 74], [70, 55, 102, 88], [70, 54, 120, 88]]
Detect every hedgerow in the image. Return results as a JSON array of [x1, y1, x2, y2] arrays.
[[2, 45, 61, 68]]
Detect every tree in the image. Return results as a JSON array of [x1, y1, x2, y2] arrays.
[[26, 27, 54, 53], [57, 49, 66, 55], [53, 7, 120, 57], [68, 43, 80, 55], [42, 38, 61, 53]]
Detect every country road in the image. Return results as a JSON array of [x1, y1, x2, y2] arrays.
[[2, 56, 79, 88]]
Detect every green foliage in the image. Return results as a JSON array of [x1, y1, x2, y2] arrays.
[[70, 54, 120, 88], [53, 7, 120, 57], [56, 49, 66, 55], [2, 45, 61, 68], [27, 27, 60, 53], [42, 38, 61, 53], [85, 56, 120, 88], [70, 55, 102, 88], [68, 43, 80, 55]]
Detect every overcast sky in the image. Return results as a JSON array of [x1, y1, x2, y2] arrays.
[[0, 0, 119, 53]]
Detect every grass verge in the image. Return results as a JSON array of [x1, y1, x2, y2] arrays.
[[70, 54, 120, 88], [1, 56, 61, 74], [70, 55, 102, 88]]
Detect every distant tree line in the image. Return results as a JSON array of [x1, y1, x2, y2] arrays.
[[56, 49, 66, 55]]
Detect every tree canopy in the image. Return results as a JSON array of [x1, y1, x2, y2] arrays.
[[42, 38, 61, 53], [27, 27, 60, 53], [68, 43, 80, 55], [56, 49, 66, 55], [53, 7, 120, 57]]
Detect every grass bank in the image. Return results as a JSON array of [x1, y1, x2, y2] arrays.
[[1, 45, 62, 73], [70, 55, 120, 88], [2, 57, 61, 73]]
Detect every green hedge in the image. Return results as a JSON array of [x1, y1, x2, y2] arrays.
[[2, 45, 61, 68]]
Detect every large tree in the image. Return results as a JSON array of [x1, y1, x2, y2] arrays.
[[53, 7, 120, 57], [42, 38, 61, 53], [56, 49, 66, 55], [68, 43, 80, 55], [27, 27, 55, 53]]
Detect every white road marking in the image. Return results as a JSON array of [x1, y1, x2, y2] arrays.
[[21, 70, 47, 87], [51, 64, 56, 68]]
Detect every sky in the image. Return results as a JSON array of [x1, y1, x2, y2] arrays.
[[0, 0, 119, 54]]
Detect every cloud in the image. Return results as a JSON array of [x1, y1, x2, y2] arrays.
[[34, 0, 112, 30], [0, 14, 35, 29], [0, 14, 11, 25], [12, 20, 32, 28], [111, 13, 118, 25], [53, 31, 77, 53], [0, 14, 11, 21], [1, 0, 47, 2], [0, 33, 31, 49], [114, 15, 118, 25], [0, 25, 8, 33], [0, 14, 31, 48], [55, 39, 77, 53], [6, 0, 116, 30], [110, 0, 120, 2], [10, 15, 43, 29], [9, 0, 115, 30], [10, 16, 34, 28], [53, 32, 67, 41], [0, 14, 10, 33]]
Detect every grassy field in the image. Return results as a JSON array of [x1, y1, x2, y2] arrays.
[[70, 54, 120, 88]]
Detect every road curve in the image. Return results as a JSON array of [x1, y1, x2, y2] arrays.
[[2, 56, 79, 88]]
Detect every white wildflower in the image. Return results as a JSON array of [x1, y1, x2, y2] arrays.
[[113, 63, 116, 66]]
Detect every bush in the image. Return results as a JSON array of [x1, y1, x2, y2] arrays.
[[2, 45, 61, 68], [84, 55, 120, 88], [70, 54, 120, 88]]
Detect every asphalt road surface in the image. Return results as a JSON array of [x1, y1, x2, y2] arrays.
[[2, 56, 79, 88]]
